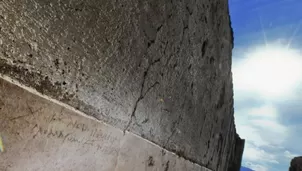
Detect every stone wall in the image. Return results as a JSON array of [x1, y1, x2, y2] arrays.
[[227, 134, 245, 171], [289, 157, 302, 171], [0, 78, 212, 171], [0, 0, 243, 170]]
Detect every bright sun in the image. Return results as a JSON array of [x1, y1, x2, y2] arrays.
[[233, 42, 302, 100]]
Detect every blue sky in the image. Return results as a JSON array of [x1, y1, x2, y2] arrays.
[[229, 0, 302, 171]]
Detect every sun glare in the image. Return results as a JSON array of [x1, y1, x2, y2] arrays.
[[233, 42, 302, 99]]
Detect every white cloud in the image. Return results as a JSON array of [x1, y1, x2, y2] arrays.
[[250, 119, 286, 135], [235, 104, 287, 147], [236, 124, 269, 147], [284, 150, 299, 159], [233, 40, 302, 170], [244, 143, 279, 164], [247, 105, 277, 119], [233, 42, 302, 101]]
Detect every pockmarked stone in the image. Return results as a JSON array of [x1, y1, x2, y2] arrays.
[[0, 0, 244, 170]]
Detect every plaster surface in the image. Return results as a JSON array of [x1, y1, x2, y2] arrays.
[[0, 78, 212, 171]]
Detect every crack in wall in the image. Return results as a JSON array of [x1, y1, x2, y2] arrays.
[[164, 109, 184, 148], [0, 71, 216, 171], [1, 0, 243, 170], [123, 58, 161, 134], [165, 22, 188, 67]]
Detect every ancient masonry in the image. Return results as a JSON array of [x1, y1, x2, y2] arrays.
[[289, 157, 302, 171], [0, 0, 244, 171]]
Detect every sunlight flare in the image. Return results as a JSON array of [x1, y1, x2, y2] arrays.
[[233, 42, 302, 99]]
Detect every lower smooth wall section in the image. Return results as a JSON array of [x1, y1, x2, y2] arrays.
[[0, 78, 211, 171]]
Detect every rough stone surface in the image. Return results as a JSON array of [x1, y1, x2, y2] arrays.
[[290, 157, 302, 171], [0, 78, 212, 171], [227, 134, 245, 171], [0, 0, 243, 170]]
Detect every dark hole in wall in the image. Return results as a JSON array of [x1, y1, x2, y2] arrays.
[[202, 39, 208, 57], [148, 156, 155, 166]]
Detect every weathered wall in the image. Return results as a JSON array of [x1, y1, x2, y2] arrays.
[[227, 134, 245, 171], [0, 0, 243, 170], [0, 78, 212, 171], [289, 157, 302, 171]]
